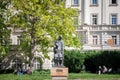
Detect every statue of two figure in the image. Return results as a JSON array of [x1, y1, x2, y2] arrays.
[[53, 36, 64, 67]]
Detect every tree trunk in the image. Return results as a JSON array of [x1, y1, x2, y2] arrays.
[[29, 24, 35, 70], [29, 38, 35, 68]]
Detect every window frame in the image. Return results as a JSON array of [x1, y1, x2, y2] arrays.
[[71, 0, 79, 6], [112, 35, 117, 45], [110, 13, 117, 25], [34, 59, 41, 70], [91, 14, 98, 25], [90, 0, 98, 6], [93, 35, 98, 45], [109, 0, 118, 6]]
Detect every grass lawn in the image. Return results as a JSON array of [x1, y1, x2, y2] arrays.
[[69, 73, 120, 80], [0, 72, 120, 80]]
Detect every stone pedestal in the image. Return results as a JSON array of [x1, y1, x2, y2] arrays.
[[51, 67, 68, 80]]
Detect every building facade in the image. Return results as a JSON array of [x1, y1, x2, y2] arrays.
[[66, 0, 120, 50]]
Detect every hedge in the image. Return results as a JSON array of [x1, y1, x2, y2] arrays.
[[84, 51, 120, 73], [64, 50, 120, 73]]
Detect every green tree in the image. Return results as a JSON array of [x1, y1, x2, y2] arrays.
[[0, 0, 11, 62], [9, 0, 80, 68]]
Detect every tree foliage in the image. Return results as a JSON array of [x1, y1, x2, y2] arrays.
[[10, 0, 79, 46], [9, 0, 80, 67], [0, 0, 11, 62]]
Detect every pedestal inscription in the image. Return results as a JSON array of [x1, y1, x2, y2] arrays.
[[51, 68, 68, 80]]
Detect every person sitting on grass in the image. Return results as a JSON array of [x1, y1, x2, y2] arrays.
[[102, 65, 108, 74], [98, 66, 102, 75]]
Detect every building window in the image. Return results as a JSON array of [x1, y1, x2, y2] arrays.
[[112, 36, 117, 45], [34, 59, 40, 70], [12, 36, 20, 45], [93, 36, 98, 45], [111, 0, 117, 4], [72, 0, 79, 6], [91, 14, 98, 25], [110, 0, 117, 6], [91, 0, 98, 5], [111, 14, 117, 25]]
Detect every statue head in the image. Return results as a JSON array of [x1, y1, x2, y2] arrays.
[[58, 35, 62, 40]]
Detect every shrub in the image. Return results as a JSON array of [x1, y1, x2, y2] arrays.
[[36, 69, 50, 74], [64, 50, 120, 74], [84, 51, 120, 73], [64, 50, 85, 73], [0, 69, 14, 74]]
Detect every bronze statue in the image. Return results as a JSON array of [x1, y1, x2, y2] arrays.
[[53, 36, 64, 67]]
